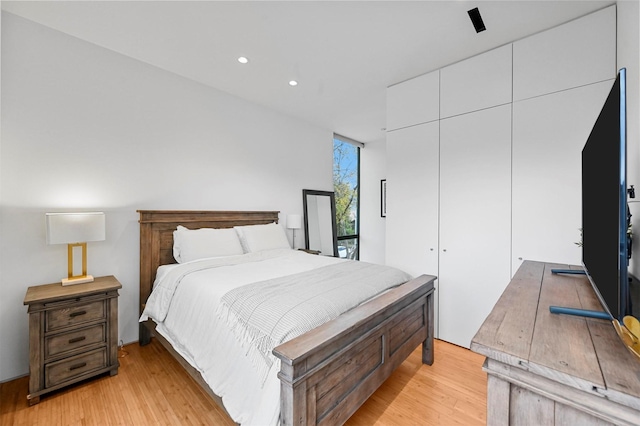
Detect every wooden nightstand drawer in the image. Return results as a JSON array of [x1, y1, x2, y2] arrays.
[[46, 300, 105, 332], [45, 323, 106, 359], [45, 348, 107, 388]]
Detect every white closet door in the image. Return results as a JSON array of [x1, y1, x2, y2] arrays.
[[440, 44, 512, 119], [439, 104, 512, 348], [512, 80, 615, 273], [513, 5, 615, 101], [386, 121, 439, 277], [386, 122, 440, 334]]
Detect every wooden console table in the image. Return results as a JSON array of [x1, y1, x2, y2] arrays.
[[471, 260, 640, 425]]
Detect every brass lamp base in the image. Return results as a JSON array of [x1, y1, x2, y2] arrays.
[[62, 275, 95, 286], [62, 242, 95, 286]]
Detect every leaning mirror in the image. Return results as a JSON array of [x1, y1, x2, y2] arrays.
[[303, 189, 338, 257]]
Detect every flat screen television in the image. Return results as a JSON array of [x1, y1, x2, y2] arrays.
[[581, 67, 630, 323]]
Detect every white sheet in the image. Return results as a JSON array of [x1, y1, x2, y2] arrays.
[[141, 249, 344, 425]]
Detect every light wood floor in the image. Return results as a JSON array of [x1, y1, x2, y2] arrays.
[[1, 338, 487, 425]]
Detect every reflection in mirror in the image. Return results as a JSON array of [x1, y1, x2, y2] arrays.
[[303, 189, 338, 257]]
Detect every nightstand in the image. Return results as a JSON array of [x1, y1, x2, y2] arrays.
[[23, 275, 121, 405]]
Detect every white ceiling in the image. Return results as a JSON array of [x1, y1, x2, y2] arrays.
[[2, 0, 615, 143]]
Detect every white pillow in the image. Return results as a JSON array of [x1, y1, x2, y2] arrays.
[[173, 225, 244, 263], [234, 222, 291, 253]]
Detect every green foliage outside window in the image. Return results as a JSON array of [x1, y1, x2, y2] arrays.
[[333, 139, 358, 238]]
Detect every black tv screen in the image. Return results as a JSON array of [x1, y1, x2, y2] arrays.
[[582, 68, 628, 322]]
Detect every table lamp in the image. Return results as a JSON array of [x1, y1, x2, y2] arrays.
[[46, 212, 105, 285], [286, 214, 301, 249]]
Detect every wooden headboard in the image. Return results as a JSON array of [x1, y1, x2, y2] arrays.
[[137, 210, 280, 317]]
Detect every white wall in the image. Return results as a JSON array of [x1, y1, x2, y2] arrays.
[[0, 13, 333, 381], [359, 137, 386, 264]]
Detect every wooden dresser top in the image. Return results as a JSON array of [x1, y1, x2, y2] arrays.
[[24, 275, 121, 305], [471, 260, 640, 406]]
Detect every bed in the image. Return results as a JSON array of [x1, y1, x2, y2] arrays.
[[138, 210, 436, 425]]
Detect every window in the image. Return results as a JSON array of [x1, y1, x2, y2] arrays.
[[333, 134, 361, 260]]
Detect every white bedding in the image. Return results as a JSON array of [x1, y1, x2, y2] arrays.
[[139, 248, 411, 425]]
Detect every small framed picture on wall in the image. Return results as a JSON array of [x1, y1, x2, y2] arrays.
[[381, 179, 387, 217]]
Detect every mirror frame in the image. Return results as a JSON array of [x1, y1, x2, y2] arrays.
[[302, 189, 339, 257]]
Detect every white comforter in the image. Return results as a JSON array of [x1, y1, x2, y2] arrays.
[[140, 249, 411, 425]]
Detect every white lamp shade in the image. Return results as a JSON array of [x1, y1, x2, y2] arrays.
[[46, 212, 106, 245], [286, 214, 302, 230]]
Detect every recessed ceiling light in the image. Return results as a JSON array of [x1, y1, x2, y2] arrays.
[[289, 80, 298, 87], [238, 56, 249, 64]]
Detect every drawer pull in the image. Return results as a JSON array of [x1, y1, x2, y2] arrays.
[[68, 336, 86, 344], [69, 310, 87, 318], [69, 362, 87, 371]]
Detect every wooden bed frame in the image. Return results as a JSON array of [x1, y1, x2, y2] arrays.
[[138, 210, 436, 425]]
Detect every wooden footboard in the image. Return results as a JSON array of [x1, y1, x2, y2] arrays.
[[274, 274, 436, 426]]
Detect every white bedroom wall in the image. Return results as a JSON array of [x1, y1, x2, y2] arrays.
[[0, 13, 333, 382], [359, 137, 386, 264]]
